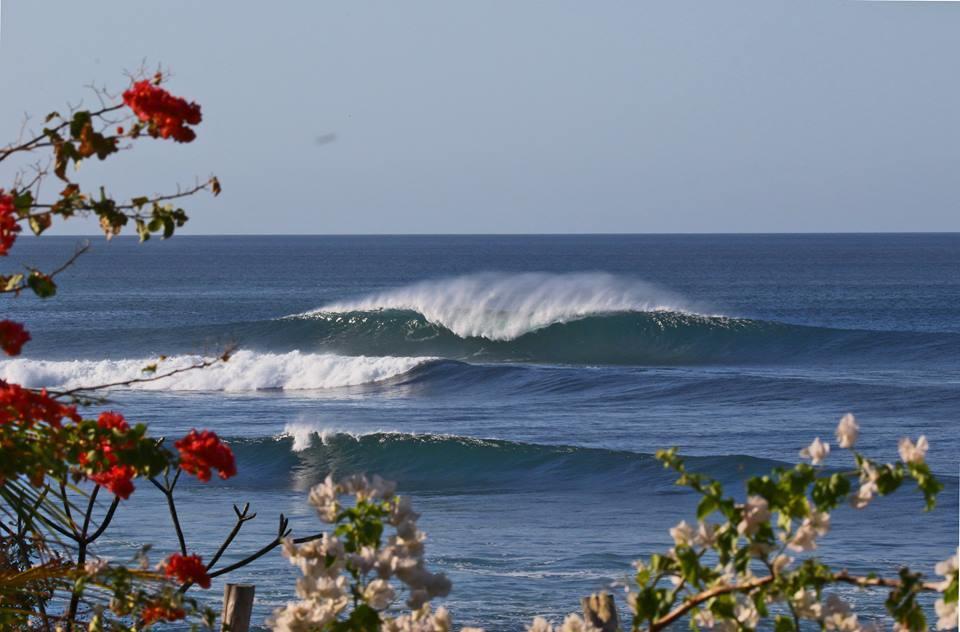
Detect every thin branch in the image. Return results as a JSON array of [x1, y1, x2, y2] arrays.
[[151, 471, 187, 556], [51, 345, 235, 398], [830, 571, 941, 592], [58, 482, 78, 536], [648, 570, 945, 632], [83, 495, 120, 544], [205, 514, 293, 582], [0, 242, 91, 296], [650, 576, 774, 631], [66, 485, 100, 628], [26, 178, 216, 215], [206, 503, 256, 572], [0, 104, 124, 163]]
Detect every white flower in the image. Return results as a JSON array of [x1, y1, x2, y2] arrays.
[[558, 614, 586, 632], [823, 594, 859, 632], [391, 495, 420, 526], [363, 578, 396, 610], [792, 588, 822, 619], [935, 598, 958, 630], [898, 436, 928, 465], [772, 554, 794, 575], [935, 549, 959, 590], [934, 549, 959, 630], [286, 535, 346, 580], [836, 414, 859, 449], [737, 496, 771, 536], [694, 608, 736, 632], [735, 598, 760, 629], [295, 574, 349, 610], [349, 545, 378, 575], [851, 462, 880, 509], [268, 599, 340, 632], [670, 520, 695, 547], [527, 617, 554, 632], [800, 437, 831, 465], [695, 522, 718, 548], [383, 605, 451, 632], [308, 475, 340, 523], [370, 474, 398, 500], [788, 510, 830, 552]]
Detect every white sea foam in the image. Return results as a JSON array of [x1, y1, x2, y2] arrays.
[[0, 350, 431, 392], [299, 272, 696, 340]]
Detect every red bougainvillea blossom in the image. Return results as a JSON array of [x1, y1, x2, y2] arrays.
[[0, 380, 80, 428], [97, 410, 130, 432], [175, 429, 236, 482], [88, 464, 135, 499], [141, 602, 186, 625], [161, 553, 210, 588], [0, 320, 30, 356], [0, 191, 21, 256], [122, 81, 202, 143], [77, 411, 138, 498]]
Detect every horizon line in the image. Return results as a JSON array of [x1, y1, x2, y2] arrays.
[[24, 230, 960, 238]]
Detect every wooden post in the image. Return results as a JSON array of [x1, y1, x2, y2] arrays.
[[581, 591, 619, 632], [221, 583, 255, 632]]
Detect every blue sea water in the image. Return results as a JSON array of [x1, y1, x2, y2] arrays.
[[2, 234, 958, 630]]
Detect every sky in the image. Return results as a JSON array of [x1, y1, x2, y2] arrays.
[[0, 1, 958, 234]]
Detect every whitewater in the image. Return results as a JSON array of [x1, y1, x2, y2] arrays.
[[0, 350, 433, 391], [302, 272, 699, 340]]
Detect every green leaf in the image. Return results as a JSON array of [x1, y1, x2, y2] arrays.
[[26, 272, 56, 298], [697, 496, 717, 521], [774, 615, 796, 632], [13, 191, 34, 217]]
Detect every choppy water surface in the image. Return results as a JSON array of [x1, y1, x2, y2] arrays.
[[3, 235, 957, 629]]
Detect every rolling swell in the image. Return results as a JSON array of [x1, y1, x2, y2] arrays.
[[264, 309, 956, 366], [226, 430, 789, 493]]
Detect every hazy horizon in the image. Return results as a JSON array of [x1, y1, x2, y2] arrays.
[[2, 1, 958, 234]]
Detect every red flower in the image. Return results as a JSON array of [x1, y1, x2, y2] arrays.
[[175, 429, 236, 482], [97, 411, 130, 432], [0, 380, 81, 428], [88, 464, 135, 499], [122, 81, 201, 143], [0, 192, 21, 256], [0, 320, 30, 356], [161, 553, 210, 588], [141, 602, 186, 625]]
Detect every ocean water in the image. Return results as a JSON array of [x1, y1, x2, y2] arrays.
[[2, 234, 958, 630]]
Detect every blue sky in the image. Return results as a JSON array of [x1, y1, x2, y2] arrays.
[[1, 1, 957, 234]]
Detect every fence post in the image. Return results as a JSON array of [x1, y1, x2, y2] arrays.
[[581, 591, 619, 632], [221, 583, 255, 632]]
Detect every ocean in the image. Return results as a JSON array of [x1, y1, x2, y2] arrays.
[[2, 234, 957, 630]]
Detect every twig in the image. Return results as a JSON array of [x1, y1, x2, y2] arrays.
[[51, 345, 235, 398], [206, 503, 256, 572], [0, 242, 91, 296], [151, 471, 187, 556]]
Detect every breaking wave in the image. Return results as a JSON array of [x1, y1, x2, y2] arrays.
[[302, 272, 695, 340], [0, 350, 433, 392]]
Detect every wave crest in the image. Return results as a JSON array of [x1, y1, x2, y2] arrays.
[[0, 351, 432, 392], [300, 272, 695, 340]]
